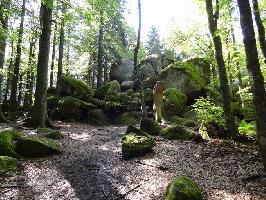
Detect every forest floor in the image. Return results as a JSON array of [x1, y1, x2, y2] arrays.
[[0, 122, 266, 200]]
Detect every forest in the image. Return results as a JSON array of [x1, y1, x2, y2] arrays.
[[0, 0, 266, 199]]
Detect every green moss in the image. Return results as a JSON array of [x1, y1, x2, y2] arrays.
[[94, 80, 120, 100], [166, 176, 203, 200], [106, 93, 132, 104], [170, 116, 197, 127], [140, 117, 161, 136], [160, 125, 195, 140], [59, 96, 96, 111], [0, 156, 18, 176], [115, 112, 140, 125], [0, 130, 22, 158], [61, 75, 94, 100], [163, 88, 187, 118], [16, 136, 63, 158], [37, 128, 64, 140], [122, 132, 155, 159]]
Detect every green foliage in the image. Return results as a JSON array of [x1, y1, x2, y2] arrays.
[[145, 25, 163, 55], [192, 97, 225, 128], [238, 120, 256, 136], [0, 130, 22, 158], [0, 156, 18, 176], [165, 176, 203, 200]]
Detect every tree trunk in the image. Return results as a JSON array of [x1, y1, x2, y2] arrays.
[[9, 0, 26, 111], [97, 12, 104, 88], [237, 0, 266, 171], [30, 1, 53, 128], [24, 39, 36, 107], [205, 0, 237, 137], [17, 74, 23, 106], [153, 81, 163, 123], [50, 22, 57, 88], [252, 0, 266, 64], [56, 1, 66, 94], [4, 40, 14, 103], [0, 0, 10, 122]]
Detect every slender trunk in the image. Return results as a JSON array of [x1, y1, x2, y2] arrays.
[[17, 74, 23, 106], [66, 28, 70, 75], [205, 0, 237, 137], [9, 0, 26, 111], [30, 1, 53, 127], [50, 22, 57, 88], [24, 39, 36, 107], [92, 64, 95, 88], [0, 0, 10, 121], [56, 1, 66, 94], [237, 0, 266, 170], [4, 40, 14, 103], [97, 12, 104, 88], [252, 0, 266, 64], [104, 60, 108, 83]]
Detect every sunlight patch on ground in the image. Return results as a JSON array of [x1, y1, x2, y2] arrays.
[[23, 162, 79, 200], [67, 132, 92, 142], [209, 189, 257, 200]]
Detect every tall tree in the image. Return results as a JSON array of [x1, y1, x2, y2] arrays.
[[30, 0, 53, 127], [252, 0, 266, 64], [146, 25, 162, 55], [0, 0, 10, 121], [50, 22, 57, 88], [56, 0, 66, 93], [96, 11, 104, 88], [237, 0, 266, 170], [205, 0, 237, 137], [9, 0, 26, 111]]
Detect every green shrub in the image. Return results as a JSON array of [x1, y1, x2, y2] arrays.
[[238, 120, 256, 136]]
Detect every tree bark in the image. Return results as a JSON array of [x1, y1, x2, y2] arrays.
[[17, 74, 23, 106], [97, 12, 104, 88], [50, 22, 57, 88], [0, 0, 10, 121], [237, 0, 266, 171], [30, 1, 53, 128], [252, 0, 266, 64], [153, 81, 163, 123], [4, 40, 14, 103], [9, 0, 26, 111], [205, 0, 237, 137]]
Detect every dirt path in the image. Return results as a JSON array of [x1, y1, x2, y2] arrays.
[[1, 122, 265, 200]]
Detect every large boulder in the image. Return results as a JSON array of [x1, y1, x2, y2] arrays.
[[140, 63, 157, 81], [94, 80, 121, 100], [140, 54, 162, 74], [88, 109, 110, 125], [115, 112, 140, 125], [16, 136, 63, 158], [160, 61, 206, 102], [165, 176, 203, 200], [122, 129, 156, 159], [140, 117, 161, 136], [58, 96, 96, 121], [163, 88, 187, 118], [121, 81, 134, 91], [37, 128, 64, 140], [110, 58, 134, 83], [161, 50, 175, 69], [160, 125, 195, 140], [58, 75, 93, 101], [0, 156, 18, 176]]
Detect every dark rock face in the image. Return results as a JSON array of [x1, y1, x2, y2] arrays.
[[140, 117, 162, 136]]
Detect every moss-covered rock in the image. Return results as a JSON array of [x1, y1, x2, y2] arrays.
[[122, 132, 155, 159], [165, 176, 203, 200], [0, 130, 22, 158], [59, 75, 93, 101], [88, 109, 110, 125], [47, 96, 61, 110], [115, 112, 140, 125], [94, 80, 121, 100], [170, 116, 197, 127], [0, 156, 18, 176], [163, 88, 187, 118], [59, 96, 96, 121], [160, 125, 195, 140], [144, 88, 154, 103], [110, 58, 134, 83], [16, 136, 63, 158], [37, 128, 64, 140], [140, 117, 161, 136], [125, 125, 147, 136], [160, 61, 206, 102]]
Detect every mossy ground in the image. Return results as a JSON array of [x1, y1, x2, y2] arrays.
[[0, 156, 18, 176], [0, 130, 22, 158], [166, 176, 203, 200]]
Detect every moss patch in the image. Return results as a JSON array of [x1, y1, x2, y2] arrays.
[[140, 117, 161, 136], [115, 112, 140, 125], [166, 176, 203, 200], [122, 132, 155, 159], [0, 156, 18, 176], [37, 128, 64, 140], [170, 116, 197, 127], [163, 88, 187, 118], [94, 80, 121, 100], [160, 125, 195, 140], [0, 130, 22, 158], [16, 136, 63, 158]]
